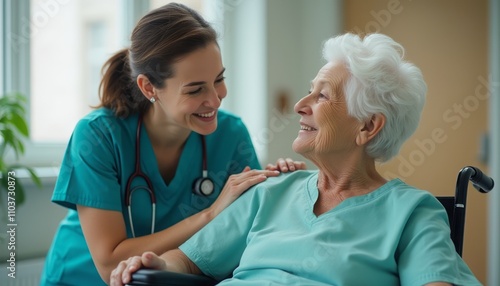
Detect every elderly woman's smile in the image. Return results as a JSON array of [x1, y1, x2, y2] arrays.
[[299, 123, 317, 132]]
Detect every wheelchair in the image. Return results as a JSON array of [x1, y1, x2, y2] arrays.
[[126, 166, 494, 286]]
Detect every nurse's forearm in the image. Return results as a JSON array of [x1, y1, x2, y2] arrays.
[[111, 209, 212, 280], [78, 206, 214, 284]]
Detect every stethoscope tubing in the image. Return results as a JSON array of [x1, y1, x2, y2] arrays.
[[127, 186, 156, 238], [125, 114, 212, 237], [125, 115, 157, 238]]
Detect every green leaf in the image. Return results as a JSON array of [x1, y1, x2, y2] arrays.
[[1, 129, 16, 151], [0, 93, 37, 208], [25, 167, 42, 188], [14, 182, 25, 206], [9, 112, 29, 137], [0, 96, 25, 119], [0, 129, 25, 158], [0, 142, 6, 158], [12, 137, 25, 158]]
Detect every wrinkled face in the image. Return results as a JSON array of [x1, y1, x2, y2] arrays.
[[154, 42, 227, 135], [292, 62, 362, 158]]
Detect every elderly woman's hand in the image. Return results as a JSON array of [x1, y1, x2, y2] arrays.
[[110, 252, 166, 286], [266, 158, 307, 172]]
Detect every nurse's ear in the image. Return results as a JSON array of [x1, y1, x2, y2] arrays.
[[356, 113, 385, 146], [137, 74, 157, 102]]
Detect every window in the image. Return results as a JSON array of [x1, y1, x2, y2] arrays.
[[30, 0, 123, 142], [2, 0, 207, 169]]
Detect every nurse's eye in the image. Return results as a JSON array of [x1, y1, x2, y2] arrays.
[[187, 87, 203, 95]]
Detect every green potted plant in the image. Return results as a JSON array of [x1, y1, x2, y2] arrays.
[[0, 93, 42, 206]]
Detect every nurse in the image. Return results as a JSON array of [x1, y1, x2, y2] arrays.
[[40, 3, 304, 285]]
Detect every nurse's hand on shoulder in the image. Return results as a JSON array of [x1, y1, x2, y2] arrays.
[[207, 166, 280, 219], [207, 159, 305, 219], [110, 252, 165, 286], [266, 158, 307, 173]]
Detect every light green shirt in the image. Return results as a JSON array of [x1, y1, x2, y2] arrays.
[[180, 170, 481, 286]]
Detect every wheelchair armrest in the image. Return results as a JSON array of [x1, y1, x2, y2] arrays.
[[126, 268, 217, 286]]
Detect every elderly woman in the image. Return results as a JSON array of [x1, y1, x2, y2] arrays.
[[111, 33, 480, 286]]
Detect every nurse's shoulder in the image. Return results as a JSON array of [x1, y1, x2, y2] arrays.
[[71, 108, 137, 143]]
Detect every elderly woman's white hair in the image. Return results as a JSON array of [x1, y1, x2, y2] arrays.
[[323, 33, 427, 162]]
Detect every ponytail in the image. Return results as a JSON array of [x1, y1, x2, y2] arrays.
[[96, 49, 148, 117]]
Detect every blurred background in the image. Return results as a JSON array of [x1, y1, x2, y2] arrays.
[[0, 0, 498, 285]]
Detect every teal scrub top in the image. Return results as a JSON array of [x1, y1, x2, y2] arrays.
[[180, 171, 481, 286], [41, 108, 261, 286]]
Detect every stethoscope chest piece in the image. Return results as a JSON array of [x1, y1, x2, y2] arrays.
[[191, 135, 214, 196], [193, 175, 215, 196]]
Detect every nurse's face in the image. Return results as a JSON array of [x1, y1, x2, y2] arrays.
[[292, 62, 362, 159], [154, 42, 227, 135]]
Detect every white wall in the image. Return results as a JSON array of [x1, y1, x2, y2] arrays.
[[266, 0, 342, 168], [218, 0, 268, 161], [221, 0, 343, 167]]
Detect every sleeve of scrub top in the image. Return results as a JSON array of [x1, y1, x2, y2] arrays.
[[396, 194, 481, 286], [178, 185, 262, 280], [51, 117, 122, 211]]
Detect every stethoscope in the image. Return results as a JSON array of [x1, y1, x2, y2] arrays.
[[125, 115, 214, 237]]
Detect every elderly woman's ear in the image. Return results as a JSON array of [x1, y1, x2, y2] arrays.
[[356, 113, 386, 146]]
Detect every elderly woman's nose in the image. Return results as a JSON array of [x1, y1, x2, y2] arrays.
[[294, 94, 311, 114]]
